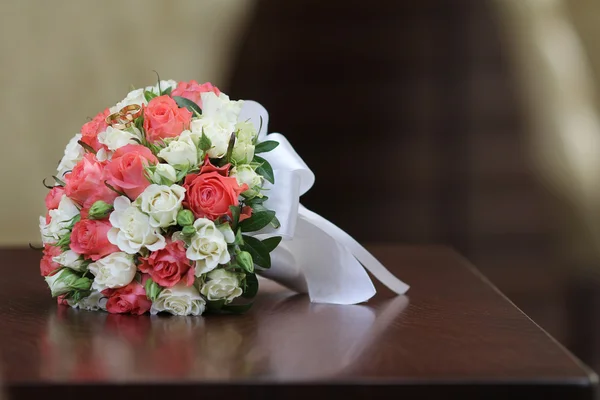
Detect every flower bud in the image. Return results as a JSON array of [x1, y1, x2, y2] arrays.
[[45, 268, 92, 297], [151, 163, 177, 185], [231, 165, 262, 198], [177, 209, 195, 227], [182, 225, 196, 237], [237, 251, 254, 273], [88, 201, 113, 220]]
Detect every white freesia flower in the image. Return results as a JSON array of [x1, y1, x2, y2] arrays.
[[108, 196, 166, 254], [98, 126, 141, 151], [157, 130, 198, 167], [135, 184, 185, 228], [187, 218, 230, 276], [56, 133, 84, 178], [39, 195, 80, 244], [67, 290, 107, 311], [150, 282, 206, 316], [110, 88, 147, 113], [200, 269, 243, 302], [145, 80, 178, 96], [52, 250, 85, 272], [150, 163, 177, 185], [88, 252, 136, 291]]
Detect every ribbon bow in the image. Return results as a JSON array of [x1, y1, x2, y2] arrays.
[[239, 102, 410, 305]]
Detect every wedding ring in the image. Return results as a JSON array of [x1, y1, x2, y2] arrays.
[[105, 104, 142, 129]]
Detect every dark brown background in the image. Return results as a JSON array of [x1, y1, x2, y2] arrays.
[[225, 0, 600, 374]]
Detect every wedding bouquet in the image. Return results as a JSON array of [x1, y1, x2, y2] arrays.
[[38, 78, 409, 316]]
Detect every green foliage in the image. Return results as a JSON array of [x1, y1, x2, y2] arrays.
[[253, 155, 274, 184], [144, 278, 162, 302], [172, 96, 202, 116], [240, 235, 271, 269], [254, 140, 279, 154], [261, 236, 282, 253], [239, 210, 276, 232]]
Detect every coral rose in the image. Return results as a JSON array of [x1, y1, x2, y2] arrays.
[[139, 240, 194, 288], [106, 144, 158, 199], [81, 108, 110, 152], [143, 95, 192, 143], [183, 159, 247, 220], [171, 80, 220, 108], [103, 281, 152, 315], [40, 244, 62, 276], [70, 218, 119, 261], [65, 154, 118, 208], [45, 186, 65, 210]]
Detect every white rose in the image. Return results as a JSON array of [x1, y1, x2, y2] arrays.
[[44, 269, 71, 297], [200, 269, 243, 302], [231, 165, 262, 198], [190, 118, 231, 158], [95, 147, 111, 162], [40, 195, 80, 244], [200, 91, 243, 125], [145, 80, 178, 96], [56, 134, 84, 178], [157, 130, 198, 167], [150, 282, 206, 316], [135, 184, 185, 228], [52, 250, 85, 272], [187, 218, 230, 275], [231, 141, 255, 164], [110, 88, 147, 114], [150, 163, 177, 185], [107, 196, 166, 254], [88, 252, 136, 291], [98, 126, 141, 151], [67, 290, 107, 311]]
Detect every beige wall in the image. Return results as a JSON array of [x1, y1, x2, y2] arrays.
[[0, 0, 253, 245]]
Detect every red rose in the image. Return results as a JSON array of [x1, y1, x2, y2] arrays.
[[171, 80, 220, 108], [143, 95, 192, 144], [40, 244, 62, 276], [45, 186, 65, 210], [139, 240, 194, 288], [65, 153, 117, 208], [103, 281, 152, 315], [81, 108, 110, 152], [70, 219, 119, 261], [106, 144, 158, 199], [183, 159, 247, 220]]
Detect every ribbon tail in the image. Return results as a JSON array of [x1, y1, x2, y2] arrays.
[[298, 205, 410, 295]]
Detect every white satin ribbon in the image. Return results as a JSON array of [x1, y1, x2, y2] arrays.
[[241, 101, 410, 304]]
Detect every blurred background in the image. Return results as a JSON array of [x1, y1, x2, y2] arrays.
[[1, 0, 600, 374]]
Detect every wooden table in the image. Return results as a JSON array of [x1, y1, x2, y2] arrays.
[[0, 245, 596, 399]]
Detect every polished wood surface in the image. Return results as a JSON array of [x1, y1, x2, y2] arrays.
[[0, 246, 596, 399]]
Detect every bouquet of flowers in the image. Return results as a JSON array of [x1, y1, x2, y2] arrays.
[[38, 78, 409, 316]]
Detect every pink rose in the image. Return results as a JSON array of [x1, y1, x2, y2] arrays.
[[171, 80, 221, 108], [70, 218, 118, 261], [183, 159, 247, 220], [103, 281, 152, 315], [45, 187, 65, 210], [143, 96, 192, 144], [40, 244, 62, 276], [139, 240, 194, 288], [81, 108, 110, 152], [57, 294, 70, 306], [106, 144, 158, 199], [64, 154, 118, 208]]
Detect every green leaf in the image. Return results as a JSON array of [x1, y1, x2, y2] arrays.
[[207, 299, 226, 312], [242, 273, 259, 298], [77, 140, 97, 155], [254, 140, 279, 154], [172, 96, 202, 116], [237, 251, 254, 273], [241, 235, 271, 268], [134, 116, 144, 131], [233, 228, 244, 245], [161, 86, 173, 96], [52, 175, 66, 187], [144, 278, 162, 302], [144, 90, 158, 103], [245, 196, 267, 207], [239, 210, 276, 232], [229, 205, 240, 229], [199, 132, 212, 151], [261, 236, 282, 253], [254, 155, 275, 184]]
